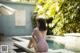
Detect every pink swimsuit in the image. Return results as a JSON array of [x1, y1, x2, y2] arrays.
[[32, 28, 48, 52]]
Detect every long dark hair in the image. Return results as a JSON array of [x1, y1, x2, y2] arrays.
[[36, 18, 47, 31]]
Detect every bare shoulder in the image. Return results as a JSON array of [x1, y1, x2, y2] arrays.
[[34, 28, 38, 31], [32, 28, 39, 35]]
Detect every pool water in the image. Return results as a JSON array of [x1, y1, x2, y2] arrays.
[[46, 40, 64, 50]]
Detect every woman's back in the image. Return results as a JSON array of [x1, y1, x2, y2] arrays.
[[32, 28, 48, 52]]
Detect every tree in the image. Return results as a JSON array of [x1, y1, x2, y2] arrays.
[[34, 0, 80, 35]]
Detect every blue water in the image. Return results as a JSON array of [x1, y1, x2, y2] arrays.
[[47, 40, 64, 50]]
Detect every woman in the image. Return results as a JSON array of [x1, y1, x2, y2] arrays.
[[28, 18, 48, 52]]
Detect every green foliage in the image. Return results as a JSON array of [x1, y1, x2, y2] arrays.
[[34, 0, 80, 35]]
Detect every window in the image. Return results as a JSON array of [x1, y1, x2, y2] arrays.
[[10, 0, 37, 4]]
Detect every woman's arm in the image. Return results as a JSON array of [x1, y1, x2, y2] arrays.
[[28, 29, 38, 48], [28, 38, 33, 48]]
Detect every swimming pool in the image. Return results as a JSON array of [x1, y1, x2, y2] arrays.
[[15, 36, 65, 50], [46, 40, 64, 50], [13, 36, 76, 53]]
